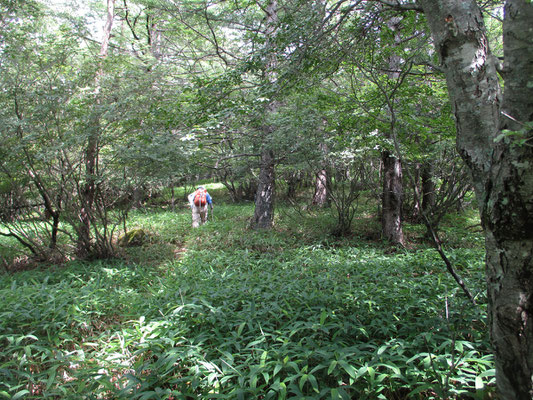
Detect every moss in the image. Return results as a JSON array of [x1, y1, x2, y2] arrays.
[[118, 229, 147, 247]]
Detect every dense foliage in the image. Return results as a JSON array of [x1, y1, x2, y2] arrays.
[[3, 0, 528, 397], [0, 188, 493, 399], [0, 0, 479, 256]]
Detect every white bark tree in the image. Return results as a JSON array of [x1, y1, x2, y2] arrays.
[[417, 0, 533, 397]]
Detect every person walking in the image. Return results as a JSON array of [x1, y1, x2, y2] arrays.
[[188, 186, 213, 227]]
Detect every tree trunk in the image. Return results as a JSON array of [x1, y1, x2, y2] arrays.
[[251, 0, 278, 229], [252, 149, 275, 229], [381, 14, 405, 246], [285, 171, 300, 199], [420, 0, 533, 397], [411, 163, 421, 221], [78, 128, 97, 257], [312, 141, 328, 207], [312, 168, 328, 207], [78, 0, 115, 257], [421, 162, 436, 238], [14, 100, 61, 253], [382, 150, 405, 245], [421, 162, 435, 217]]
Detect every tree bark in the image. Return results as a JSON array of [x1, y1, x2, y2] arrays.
[[421, 162, 436, 238], [252, 0, 278, 229], [286, 171, 302, 199], [312, 168, 328, 207], [411, 163, 421, 220], [252, 148, 275, 229], [382, 150, 405, 245], [419, 0, 533, 397], [381, 14, 405, 246], [78, 0, 115, 257], [312, 141, 328, 207], [14, 97, 61, 252], [421, 162, 435, 216]]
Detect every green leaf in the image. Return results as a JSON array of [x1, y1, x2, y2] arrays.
[[475, 376, 484, 390], [250, 373, 258, 389], [237, 322, 246, 336], [327, 360, 337, 375], [299, 374, 308, 391], [408, 384, 434, 397], [46, 365, 59, 390], [260, 350, 268, 367], [320, 309, 327, 325], [307, 373, 319, 393], [338, 360, 356, 379], [279, 382, 287, 398], [12, 390, 30, 400], [377, 344, 388, 355]]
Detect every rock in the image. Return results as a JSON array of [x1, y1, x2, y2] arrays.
[[118, 229, 146, 247]]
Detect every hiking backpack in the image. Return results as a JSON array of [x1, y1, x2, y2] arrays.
[[193, 189, 207, 206]]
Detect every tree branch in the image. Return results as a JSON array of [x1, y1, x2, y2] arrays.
[[374, 0, 423, 12]]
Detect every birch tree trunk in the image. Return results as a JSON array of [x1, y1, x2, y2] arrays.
[[382, 150, 405, 245], [419, 0, 533, 397], [411, 163, 422, 220], [312, 168, 328, 207]]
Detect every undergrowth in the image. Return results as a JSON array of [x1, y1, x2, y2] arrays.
[[0, 187, 493, 399]]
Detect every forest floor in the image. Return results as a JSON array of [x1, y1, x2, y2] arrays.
[[0, 184, 495, 399]]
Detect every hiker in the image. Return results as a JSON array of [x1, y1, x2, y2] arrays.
[[188, 186, 213, 227]]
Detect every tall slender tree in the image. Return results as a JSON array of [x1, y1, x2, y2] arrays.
[[251, 0, 279, 229], [380, 14, 406, 246], [417, 0, 533, 397], [77, 0, 116, 257]]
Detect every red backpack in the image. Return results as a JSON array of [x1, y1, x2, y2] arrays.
[[193, 189, 207, 206]]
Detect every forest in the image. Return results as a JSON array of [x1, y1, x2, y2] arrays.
[[0, 0, 531, 399]]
